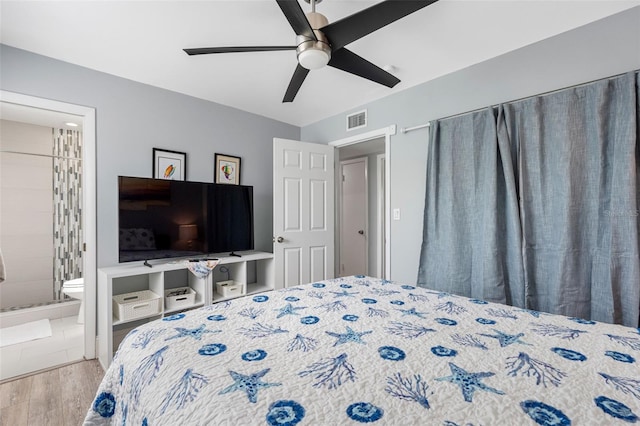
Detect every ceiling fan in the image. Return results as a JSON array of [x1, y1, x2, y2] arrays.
[[184, 0, 439, 102]]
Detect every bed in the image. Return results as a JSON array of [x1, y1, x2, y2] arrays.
[[84, 275, 640, 425]]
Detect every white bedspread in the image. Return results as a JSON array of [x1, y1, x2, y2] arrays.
[[85, 276, 640, 425]]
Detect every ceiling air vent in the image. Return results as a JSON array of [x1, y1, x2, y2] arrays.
[[346, 110, 367, 131]]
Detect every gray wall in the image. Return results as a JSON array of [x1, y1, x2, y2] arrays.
[[302, 7, 640, 284], [0, 44, 300, 267]]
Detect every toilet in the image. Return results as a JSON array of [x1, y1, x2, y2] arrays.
[[62, 277, 84, 324]]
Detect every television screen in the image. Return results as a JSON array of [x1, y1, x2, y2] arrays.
[[118, 176, 254, 263]]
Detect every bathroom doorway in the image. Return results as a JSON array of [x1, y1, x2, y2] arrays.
[[0, 92, 96, 381]]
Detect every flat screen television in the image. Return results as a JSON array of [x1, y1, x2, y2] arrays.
[[118, 176, 254, 263]]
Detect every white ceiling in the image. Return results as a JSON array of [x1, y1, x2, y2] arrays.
[[1, 1, 638, 127]]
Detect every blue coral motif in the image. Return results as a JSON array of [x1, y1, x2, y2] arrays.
[[605, 351, 635, 364], [93, 392, 116, 418], [520, 400, 571, 425], [476, 318, 496, 325], [594, 396, 638, 422], [385, 373, 431, 409], [378, 346, 406, 361], [287, 334, 318, 352], [142, 418, 148, 426], [242, 349, 267, 361], [326, 326, 372, 346], [284, 296, 300, 302], [207, 314, 226, 321], [569, 317, 596, 325], [431, 346, 458, 357], [355, 275, 366, 278], [219, 368, 281, 403], [435, 363, 504, 403], [435, 318, 458, 326], [346, 402, 384, 423], [131, 346, 169, 404], [343, 314, 359, 322], [551, 347, 587, 362], [198, 343, 227, 356], [340, 284, 353, 288], [298, 353, 356, 389], [266, 400, 306, 426], [160, 369, 209, 414], [598, 372, 640, 400], [163, 313, 185, 321], [253, 295, 269, 302], [300, 316, 319, 325], [312, 283, 326, 288], [361, 298, 378, 304], [390, 300, 405, 305], [401, 285, 416, 290], [469, 299, 488, 304]]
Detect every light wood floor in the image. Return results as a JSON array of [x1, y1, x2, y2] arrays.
[[0, 359, 104, 426]]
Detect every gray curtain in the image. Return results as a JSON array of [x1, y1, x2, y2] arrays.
[[417, 108, 525, 306], [418, 71, 640, 327], [502, 72, 639, 326]]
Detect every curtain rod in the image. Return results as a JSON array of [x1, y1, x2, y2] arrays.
[[400, 123, 430, 134], [399, 69, 639, 134]]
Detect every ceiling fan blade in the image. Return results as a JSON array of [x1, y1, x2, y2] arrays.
[[328, 48, 400, 88], [322, 0, 438, 50], [276, 0, 317, 41], [184, 46, 297, 55], [283, 64, 310, 103]]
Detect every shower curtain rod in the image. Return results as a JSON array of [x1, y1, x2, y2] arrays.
[[1, 150, 82, 161], [399, 69, 639, 135]]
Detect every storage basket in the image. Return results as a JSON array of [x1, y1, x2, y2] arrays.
[[215, 280, 245, 298], [164, 287, 196, 311], [113, 290, 162, 321]]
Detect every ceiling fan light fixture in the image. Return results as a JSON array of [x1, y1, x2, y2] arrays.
[[298, 48, 330, 70]]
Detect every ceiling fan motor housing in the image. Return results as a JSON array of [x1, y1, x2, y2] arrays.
[[296, 12, 331, 70]]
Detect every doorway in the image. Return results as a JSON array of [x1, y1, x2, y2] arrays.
[[0, 91, 96, 381], [339, 157, 368, 276], [334, 134, 387, 279]]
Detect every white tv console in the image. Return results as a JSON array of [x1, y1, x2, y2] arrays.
[[97, 250, 275, 369]]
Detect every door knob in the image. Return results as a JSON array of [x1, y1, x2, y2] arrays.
[[274, 236, 284, 243], [358, 230, 364, 235]]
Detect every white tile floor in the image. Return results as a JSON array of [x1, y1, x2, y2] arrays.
[[0, 315, 84, 381]]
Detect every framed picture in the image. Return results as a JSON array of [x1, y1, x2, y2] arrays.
[[153, 148, 186, 180], [215, 153, 241, 185]]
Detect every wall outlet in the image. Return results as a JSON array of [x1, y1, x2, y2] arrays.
[[393, 208, 401, 220]]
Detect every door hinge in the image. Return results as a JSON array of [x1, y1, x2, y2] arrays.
[[83, 243, 87, 252]]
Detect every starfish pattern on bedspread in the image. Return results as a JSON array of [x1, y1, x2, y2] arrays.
[[218, 368, 282, 403], [274, 303, 307, 318], [479, 329, 530, 347], [435, 362, 505, 402], [165, 324, 220, 341], [397, 307, 427, 319], [326, 326, 373, 346]]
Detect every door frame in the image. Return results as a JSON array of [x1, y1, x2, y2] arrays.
[[329, 125, 394, 280], [375, 154, 385, 279], [0, 90, 97, 359], [338, 156, 368, 276]]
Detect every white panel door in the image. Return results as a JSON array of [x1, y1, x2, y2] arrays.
[[274, 138, 334, 287]]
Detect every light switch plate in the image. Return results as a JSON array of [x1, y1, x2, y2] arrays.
[[393, 208, 400, 220]]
